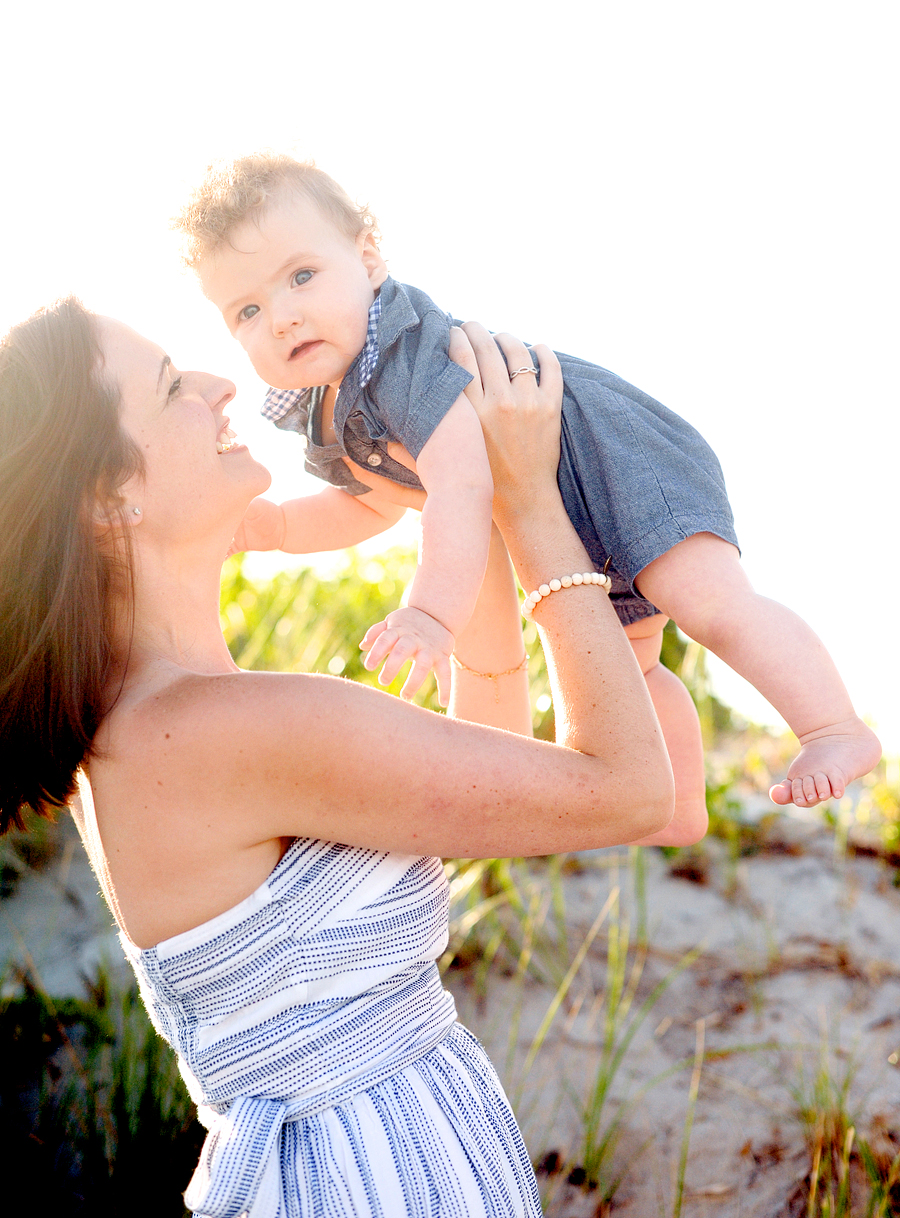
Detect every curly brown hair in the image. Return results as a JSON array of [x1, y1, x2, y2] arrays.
[[173, 152, 379, 269]]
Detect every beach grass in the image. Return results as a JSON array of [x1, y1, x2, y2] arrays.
[[2, 553, 899, 1213]]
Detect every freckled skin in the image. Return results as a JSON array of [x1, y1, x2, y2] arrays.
[[79, 317, 681, 951]]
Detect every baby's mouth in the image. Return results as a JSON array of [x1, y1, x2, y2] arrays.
[[290, 340, 322, 361]]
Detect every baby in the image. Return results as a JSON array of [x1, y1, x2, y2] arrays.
[[175, 153, 880, 818]]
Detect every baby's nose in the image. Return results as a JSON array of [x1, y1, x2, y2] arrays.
[[272, 303, 301, 336]]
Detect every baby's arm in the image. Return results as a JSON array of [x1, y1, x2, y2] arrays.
[[231, 484, 407, 556], [361, 394, 494, 705]]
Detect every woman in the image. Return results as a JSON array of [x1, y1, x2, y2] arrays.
[[0, 300, 680, 1217]]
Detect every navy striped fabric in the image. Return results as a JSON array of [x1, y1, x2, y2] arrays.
[[120, 839, 541, 1217]]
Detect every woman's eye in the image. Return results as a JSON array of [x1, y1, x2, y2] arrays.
[[167, 375, 183, 400], [292, 270, 313, 287], [238, 304, 260, 322]]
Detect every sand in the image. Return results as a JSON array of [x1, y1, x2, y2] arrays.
[[450, 813, 900, 1215]]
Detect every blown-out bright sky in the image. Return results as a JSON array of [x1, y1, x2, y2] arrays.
[[3, 2, 898, 750]]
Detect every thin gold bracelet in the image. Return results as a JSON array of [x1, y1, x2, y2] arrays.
[[450, 653, 528, 703]]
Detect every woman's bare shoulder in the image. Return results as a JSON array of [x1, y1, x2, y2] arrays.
[[89, 669, 356, 864], [99, 668, 350, 772]]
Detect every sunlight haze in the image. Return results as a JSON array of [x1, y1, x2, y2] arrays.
[[3, 0, 897, 748]]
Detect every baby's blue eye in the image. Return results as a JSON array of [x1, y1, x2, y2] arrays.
[[292, 270, 313, 287], [238, 304, 260, 322], [167, 375, 183, 400]]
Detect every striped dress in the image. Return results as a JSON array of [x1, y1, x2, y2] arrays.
[[113, 836, 542, 1218]]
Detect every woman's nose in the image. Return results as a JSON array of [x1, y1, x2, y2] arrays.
[[200, 373, 236, 410]]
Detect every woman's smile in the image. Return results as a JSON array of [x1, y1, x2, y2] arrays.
[[216, 422, 239, 453]]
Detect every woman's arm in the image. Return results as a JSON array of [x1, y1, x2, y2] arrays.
[[114, 653, 671, 859], [457, 323, 667, 779], [108, 328, 673, 862]]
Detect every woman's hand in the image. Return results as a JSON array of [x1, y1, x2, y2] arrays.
[[448, 324, 564, 531], [347, 326, 564, 529]]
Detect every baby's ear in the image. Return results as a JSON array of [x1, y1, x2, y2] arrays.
[[358, 230, 388, 289]]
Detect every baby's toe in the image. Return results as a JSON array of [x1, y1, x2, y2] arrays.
[[769, 780, 794, 806], [793, 775, 819, 807], [791, 772, 837, 807], [813, 771, 836, 802], [827, 771, 846, 800]]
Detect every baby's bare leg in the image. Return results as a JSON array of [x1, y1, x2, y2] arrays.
[[625, 614, 708, 845], [635, 535, 881, 808]]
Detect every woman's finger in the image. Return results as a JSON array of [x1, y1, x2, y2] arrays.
[[530, 342, 563, 405], [448, 326, 481, 386], [490, 335, 564, 413], [459, 321, 510, 399], [491, 331, 535, 384], [456, 324, 565, 514], [449, 327, 485, 416]]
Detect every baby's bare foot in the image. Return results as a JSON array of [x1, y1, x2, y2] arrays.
[[769, 718, 881, 808]]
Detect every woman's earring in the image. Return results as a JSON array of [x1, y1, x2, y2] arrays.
[[131, 507, 142, 516]]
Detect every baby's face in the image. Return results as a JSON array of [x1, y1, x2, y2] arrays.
[[200, 194, 387, 393]]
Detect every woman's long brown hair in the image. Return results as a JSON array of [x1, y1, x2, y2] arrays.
[[0, 298, 141, 831]]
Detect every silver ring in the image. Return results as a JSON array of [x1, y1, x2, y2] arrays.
[[509, 366, 538, 379]]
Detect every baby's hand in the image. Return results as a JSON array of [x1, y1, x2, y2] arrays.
[[360, 607, 454, 706], [228, 498, 287, 556]]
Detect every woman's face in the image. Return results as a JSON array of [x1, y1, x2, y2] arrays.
[[98, 317, 270, 540]]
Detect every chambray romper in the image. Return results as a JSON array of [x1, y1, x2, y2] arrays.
[[263, 277, 739, 626]]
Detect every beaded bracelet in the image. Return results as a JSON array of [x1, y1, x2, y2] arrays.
[[521, 572, 612, 620]]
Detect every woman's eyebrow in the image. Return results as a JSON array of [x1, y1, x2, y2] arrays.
[[157, 355, 172, 390]]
